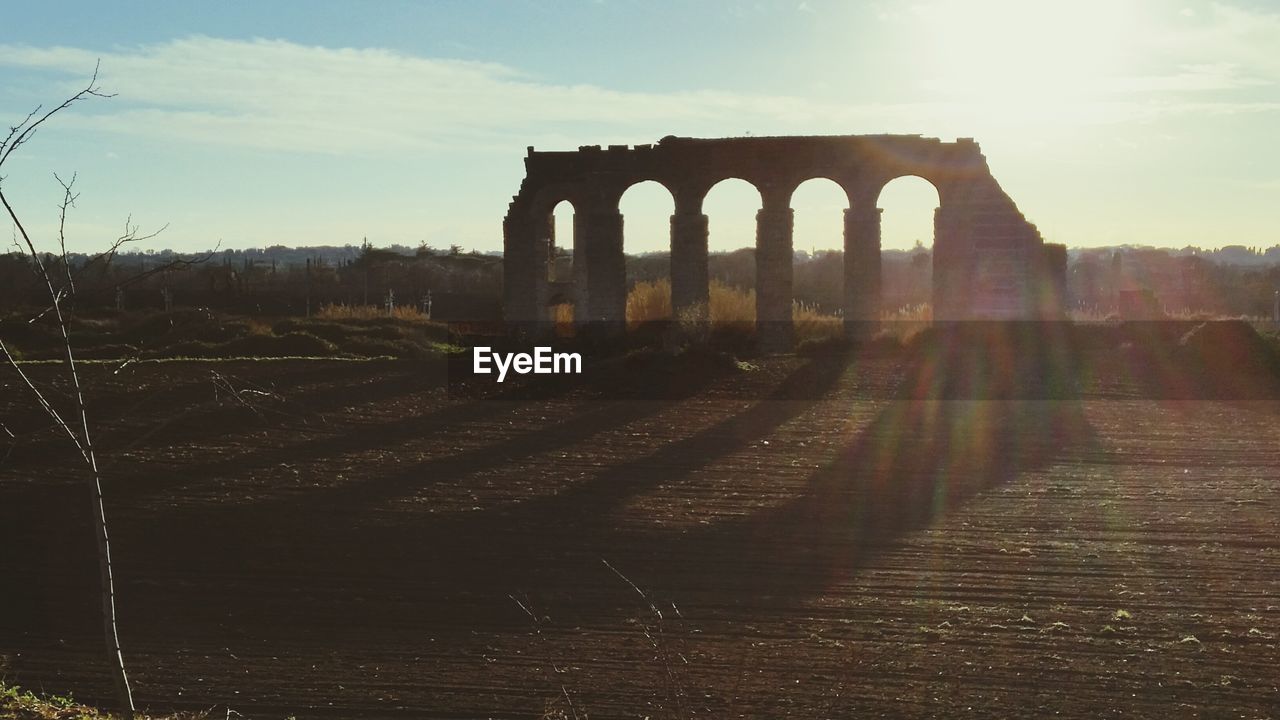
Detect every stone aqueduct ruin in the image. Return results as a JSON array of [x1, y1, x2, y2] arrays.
[[503, 134, 1066, 347]]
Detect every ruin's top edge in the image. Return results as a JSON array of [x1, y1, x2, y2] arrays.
[[525, 134, 979, 156]]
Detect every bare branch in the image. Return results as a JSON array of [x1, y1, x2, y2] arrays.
[[55, 171, 80, 297], [0, 106, 42, 161], [22, 221, 199, 322], [0, 337, 89, 462], [0, 60, 114, 171], [65, 218, 175, 285], [0, 62, 136, 718]]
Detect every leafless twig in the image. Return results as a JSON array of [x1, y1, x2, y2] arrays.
[[0, 62, 136, 718], [54, 172, 79, 297], [510, 592, 582, 720], [0, 60, 114, 168], [602, 559, 689, 717]]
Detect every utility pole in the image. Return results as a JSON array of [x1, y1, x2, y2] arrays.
[[305, 257, 312, 317]]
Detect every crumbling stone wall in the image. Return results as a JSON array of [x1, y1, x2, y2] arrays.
[[503, 134, 1065, 347]]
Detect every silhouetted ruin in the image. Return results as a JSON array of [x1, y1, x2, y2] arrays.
[[503, 134, 1067, 347]]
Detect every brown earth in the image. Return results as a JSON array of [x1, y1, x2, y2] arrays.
[[1, 350, 1279, 719]]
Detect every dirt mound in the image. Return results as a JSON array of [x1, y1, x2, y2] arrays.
[[1177, 320, 1279, 375]]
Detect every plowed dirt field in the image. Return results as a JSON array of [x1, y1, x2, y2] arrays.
[[3, 354, 1278, 718]]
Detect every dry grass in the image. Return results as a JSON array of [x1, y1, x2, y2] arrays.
[[626, 279, 673, 331], [708, 280, 756, 325], [0, 682, 212, 719], [794, 300, 842, 342], [552, 302, 575, 338], [622, 279, 845, 343], [880, 302, 932, 342], [1067, 306, 1114, 323], [564, 282, 947, 345], [1068, 305, 1271, 324], [315, 303, 430, 322]]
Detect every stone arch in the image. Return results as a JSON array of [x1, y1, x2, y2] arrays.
[[873, 173, 944, 214], [529, 183, 586, 221], [504, 135, 1065, 341], [789, 177, 849, 316], [617, 180, 677, 323], [702, 177, 763, 253], [788, 175, 854, 209], [618, 179, 677, 254], [545, 199, 577, 319], [874, 175, 941, 319]]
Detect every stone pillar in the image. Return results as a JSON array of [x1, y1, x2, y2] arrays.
[[572, 212, 588, 324], [932, 204, 967, 322], [755, 204, 794, 352], [670, 211, 710, 318], [581, 208, 626, 334], [843, 204, 882, 340], [1041, 242, 1068, 318], [502, 212, 540, 328], [532, 212, 554, 312]]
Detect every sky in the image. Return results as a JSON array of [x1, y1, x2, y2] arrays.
[[1, 0, 1278, 255]]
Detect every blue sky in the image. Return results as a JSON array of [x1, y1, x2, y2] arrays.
[[2, 0, 1278, 255]]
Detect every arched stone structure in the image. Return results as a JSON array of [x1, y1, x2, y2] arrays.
[[503, 134, 1066, 348]]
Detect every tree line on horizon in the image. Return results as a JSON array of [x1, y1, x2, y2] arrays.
[[2, 241, 1278, 321]]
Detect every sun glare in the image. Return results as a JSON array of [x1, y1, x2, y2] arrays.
[[911, 1, 1140, 110]]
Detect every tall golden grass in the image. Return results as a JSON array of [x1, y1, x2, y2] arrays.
[[626, 279, 673, 329], [625, 278, 844, 341], [880, 302, 932, 342], [556, 281, 941, 344], [552, 302, 575, 337]]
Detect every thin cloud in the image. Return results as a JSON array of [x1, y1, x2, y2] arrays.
[[0, 37, 843, 156], [0, 31, 1275, 159]]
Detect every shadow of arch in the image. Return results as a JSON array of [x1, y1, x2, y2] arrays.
[[645, 391, 1097, 601]]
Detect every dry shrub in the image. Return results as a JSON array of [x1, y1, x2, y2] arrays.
[[316, 303, 429, 322], [552, 302, 575, 337], [245, 318, 274, 336], [794, 300, 841, 342], [621, 279, 844, 344], [1068, 306, 1111, 323], [626, 279, 673, 330], [709, 280, 755, 325], [880, 302, 932, 342]]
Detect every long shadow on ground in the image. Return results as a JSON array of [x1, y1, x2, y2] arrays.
[[2, 327, 1106, 713]]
